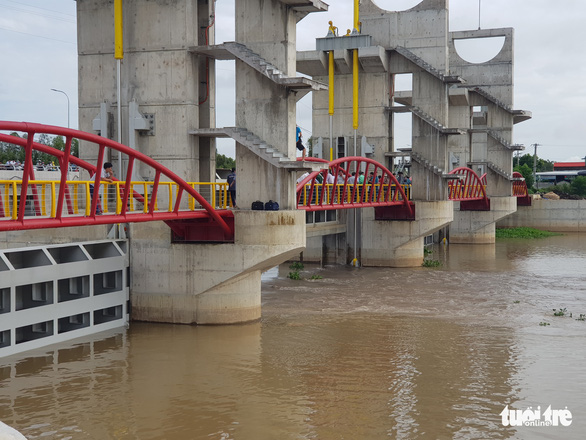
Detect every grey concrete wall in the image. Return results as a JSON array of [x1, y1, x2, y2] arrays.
[[450, 196, 517, 243], [497, 198, 586, 232], [77, 0, 210, 182], [361, 0, 449, 72], [448, 28, 516, 195], [129, 210, 306, 324], [360, 201, 453, 267], [233, 0, 300, 210]]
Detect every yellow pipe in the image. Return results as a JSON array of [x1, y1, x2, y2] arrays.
[[353, 49, 358, 130], [11, 182, 17, 220], [329, 51, 334, 116], [115, 182, 122, 214], [329, 50, 335, 161], [129, 183, 134, 211], [49, 183, 55, 217], [114, 0, 123, 59]]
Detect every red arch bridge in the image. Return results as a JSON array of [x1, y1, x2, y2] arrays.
[[1, 122, 516, 240]]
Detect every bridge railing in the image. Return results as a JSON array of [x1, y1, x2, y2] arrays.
[[447, 167, 490, 210], [298, 182, 411, 207], [296, 156, 414, 217], [512, 171, 532, 206], [512, 171, 529, 197], [0, 121, 232, 237], [0, 180, 230, 219], [447, 167, 488, 201]]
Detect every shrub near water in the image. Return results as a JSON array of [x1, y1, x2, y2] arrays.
[[496, 227, 559, 239]]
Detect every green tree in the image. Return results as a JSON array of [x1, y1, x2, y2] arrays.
[[216, 152, 235, 169], [570, 176, 586, 197], [514, 163, 534, 189], [515, 153, 554, 172]]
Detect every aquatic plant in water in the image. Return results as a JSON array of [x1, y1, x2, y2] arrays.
[[495, 227, 560, 239], [287, 271, 301, 280]]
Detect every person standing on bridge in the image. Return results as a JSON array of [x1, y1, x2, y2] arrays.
[[90, 162, 114, 215], [296, 125, 306, 159], [227, 167, 237, 209]]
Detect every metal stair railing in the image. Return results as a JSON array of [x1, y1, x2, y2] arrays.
[[486, 129, 525, 151], [392, 46, 464, 84], [191, 42, 327, 92], [409, 106, 465, 135]]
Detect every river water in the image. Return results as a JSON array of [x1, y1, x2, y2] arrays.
[[1, 233, 585, 439]]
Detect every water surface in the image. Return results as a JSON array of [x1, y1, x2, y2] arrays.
[[1, 233, 585, 439]]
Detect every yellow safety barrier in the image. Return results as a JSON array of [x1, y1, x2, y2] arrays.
[[0, 180, 230, 219], [298, 183, 412, 206]]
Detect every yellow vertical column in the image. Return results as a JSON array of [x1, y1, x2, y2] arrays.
[[329, 51, 334, 161]]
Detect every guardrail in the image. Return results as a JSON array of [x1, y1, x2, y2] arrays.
[[298, 182, 411, 207], [0, 180, 230, 219]]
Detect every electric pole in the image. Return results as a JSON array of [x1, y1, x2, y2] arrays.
[[532, 143, 540, 189]]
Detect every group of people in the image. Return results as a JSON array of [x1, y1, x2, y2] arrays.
[[2, 160, 23, 170], [297, 169, 411, 187]]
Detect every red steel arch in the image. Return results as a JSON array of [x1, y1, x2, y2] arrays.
[[448, 166, 490, 210], [0, 121, 233, 238], [512, 171, 529, 196], [512, 171, 532, 206], [296, 156, 414, 217], [480, 172, 487, 186]]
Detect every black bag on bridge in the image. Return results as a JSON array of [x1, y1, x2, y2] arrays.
[[251, 201, 264, 210], [264, 200, 279, 211]]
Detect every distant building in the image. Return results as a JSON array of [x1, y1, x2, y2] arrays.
[[553, 161, 586, 171]]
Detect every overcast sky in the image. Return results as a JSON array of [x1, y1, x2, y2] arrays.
[[1, 0, 585, 163]]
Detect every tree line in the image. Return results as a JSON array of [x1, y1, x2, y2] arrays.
[[0, 132, 79, 165], [513, 153, 554, 189]]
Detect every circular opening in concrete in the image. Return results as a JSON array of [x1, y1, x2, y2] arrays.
[[371, 0, 423, 12], [454, 36, 506, 64]]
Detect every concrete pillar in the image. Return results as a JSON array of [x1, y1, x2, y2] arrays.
[[130, 210, 306, 324], [361, 201, 453, 267], [234, 0, 298, 210], [449, 196, 517, 244], [77, 0, 206, 182]]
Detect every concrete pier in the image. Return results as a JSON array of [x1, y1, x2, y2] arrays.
[[450, 196, 517, 244], [130, 211, 306, 324], [361, 201, 453, 267]]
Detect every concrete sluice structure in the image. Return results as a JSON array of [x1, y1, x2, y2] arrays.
[[0, 240, 129, 357], [66, 0, 329, 325], [297, 0, 531, 259], [0, 0, 531, 333]]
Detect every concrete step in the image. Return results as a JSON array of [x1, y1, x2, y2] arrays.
[[224, 126, 293, 168], [223, 42, 325, 92]]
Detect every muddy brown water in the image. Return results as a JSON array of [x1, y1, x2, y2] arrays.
[[1, 233, 585, 439]]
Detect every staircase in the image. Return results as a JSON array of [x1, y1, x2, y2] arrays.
[[486, 161, 514, 180], [191, 42, 327, 94], [409, 106, 465, 135], [189, 127, 309, 169], [411, 152, 459, 180], [487, 129, 525, 151], [462, 86, 514, 114], [393, 47, 464, 84]]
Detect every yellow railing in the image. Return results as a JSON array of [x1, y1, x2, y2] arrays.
[[0, 180, 230, 219], [298, 183, 411, 206]]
